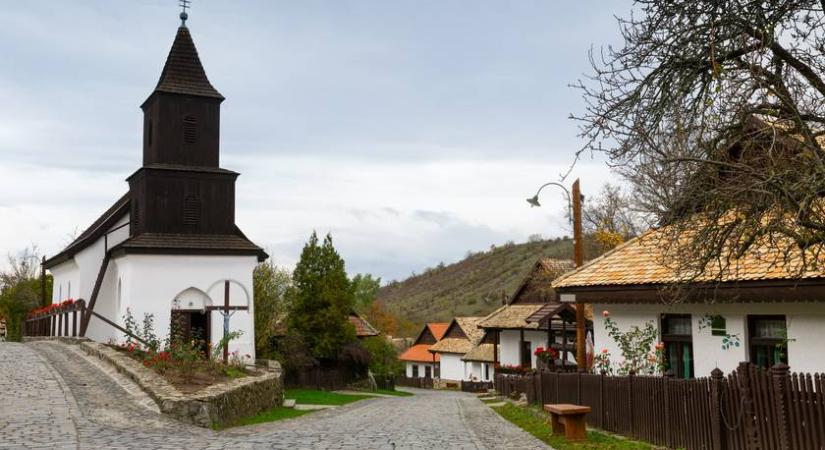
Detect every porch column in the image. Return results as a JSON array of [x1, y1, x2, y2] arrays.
[[562, 319, 568, 366], [494, 330, 499, 365]]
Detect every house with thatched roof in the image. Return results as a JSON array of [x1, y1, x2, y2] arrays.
[[478, 258, 587, 370], [399, 322, 449, 378], [461, 333, 496, 382], [553, 225, 825, 378], [428, 316, 484, 382]]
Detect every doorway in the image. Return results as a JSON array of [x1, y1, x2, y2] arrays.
[[171, 310, 211, 357]]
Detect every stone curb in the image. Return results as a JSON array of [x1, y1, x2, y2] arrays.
[[27, 337, 283, 428]]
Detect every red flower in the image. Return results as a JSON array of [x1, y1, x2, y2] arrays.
[[602, 310, 610, 317]]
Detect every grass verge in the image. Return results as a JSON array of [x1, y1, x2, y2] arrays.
[[284, 388, 375, 405], [491, 402, 655, 450], [214, 407, 312, 429], [373, 388, 414, 397]]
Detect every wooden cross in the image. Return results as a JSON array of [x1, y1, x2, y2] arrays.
[[205, 281, 248, 364]]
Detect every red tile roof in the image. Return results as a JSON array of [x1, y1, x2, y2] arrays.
[[399, 344, 440, 363], [427, 323, 450, 341]]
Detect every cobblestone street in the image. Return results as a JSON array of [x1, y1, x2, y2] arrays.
[[0, 342, 548, 449]]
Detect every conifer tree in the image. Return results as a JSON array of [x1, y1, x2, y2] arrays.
[[288, 232, 356, 359]]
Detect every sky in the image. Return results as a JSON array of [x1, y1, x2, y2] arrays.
[[0, 1, 632, 283]]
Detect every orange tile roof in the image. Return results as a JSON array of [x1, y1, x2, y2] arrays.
[[399, 344, 440, 363], [553, 226, 825, 289], [427, 323, 450, 341]]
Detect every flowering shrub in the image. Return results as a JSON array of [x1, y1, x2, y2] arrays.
[[601, 311, 663, 375], [28, 300, 77, 318], [594, 348, 613, 375], [533, 346, 559, 364], [494, 364, 535, 375]]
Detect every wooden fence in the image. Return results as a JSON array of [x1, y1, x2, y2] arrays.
[[284, 366, 347, 391], [397, 376, 434, 389], [24, 300, 86, 338], [461, 380, 494, 393], [495, 362, 825, 450]]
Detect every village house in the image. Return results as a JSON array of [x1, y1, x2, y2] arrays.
[[273, 311, 380, 340], [461, 332, 496, 382], [42, 24, 266, 360], [428, 317, 484, 383], [399, 322, 448, 378], [552, 227, 825, 377], [477, 258, 583, 370]]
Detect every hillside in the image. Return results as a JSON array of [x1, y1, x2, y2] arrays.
[[378, 236, 602, 332]]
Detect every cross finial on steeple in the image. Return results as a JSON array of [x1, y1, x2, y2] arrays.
[[179, 0, 191, 26]]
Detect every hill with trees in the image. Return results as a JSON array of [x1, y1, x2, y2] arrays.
[[377, 235, 603, 334]]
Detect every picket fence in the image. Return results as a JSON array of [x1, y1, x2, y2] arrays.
[[495, 363, 825, 450]]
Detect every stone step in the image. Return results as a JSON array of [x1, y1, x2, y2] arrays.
[[283, 399, 296, 408]]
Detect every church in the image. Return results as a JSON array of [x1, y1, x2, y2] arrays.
[[42, 21, 267, 361]]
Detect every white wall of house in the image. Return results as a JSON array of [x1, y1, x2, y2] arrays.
[[405, 362, 436, 378], [465, 361, 494, 381], [592, 302, 825, 376], [500, 329, 572, 368], [438, 353, 465, 381]]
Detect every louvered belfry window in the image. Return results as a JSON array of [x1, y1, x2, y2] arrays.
[[183, 115, 197, 144], [183, 195, 201, 226]]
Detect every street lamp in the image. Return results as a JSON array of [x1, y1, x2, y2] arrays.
[[527, 178, 586, 372], [526, 182, 572, 222]]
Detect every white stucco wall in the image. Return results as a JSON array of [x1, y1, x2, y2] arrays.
[[439, 353, 465, 381], [465, 361, 494, 381], [592, 302, 825, 376], [110, 254, 258, 362], [405, 362, 436, 378], [500, 329, 576, 368]]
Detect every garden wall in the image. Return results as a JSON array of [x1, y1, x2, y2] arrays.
[[39, 337, 283, 428]]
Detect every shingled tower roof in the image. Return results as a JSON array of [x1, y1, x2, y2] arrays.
[[153, 26, 223, 99]]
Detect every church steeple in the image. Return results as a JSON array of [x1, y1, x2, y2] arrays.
[[141, 26, 223, 168]]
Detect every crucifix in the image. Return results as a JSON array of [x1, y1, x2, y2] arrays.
[[179, 0, 191, 26], [206, 281, 248, 364]]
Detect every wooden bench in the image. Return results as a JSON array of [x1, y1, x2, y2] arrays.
[[544, 404, 591, 441]]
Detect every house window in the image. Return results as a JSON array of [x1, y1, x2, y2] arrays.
[[425, 365, 432, 378], [521, 341, 532, 368], [183, 115, 197, 144], [661, 314, 694, 379], [412, 365, 419, 378], [483, 363, 489, 380], [709, 315, 727, 336], [748, 315, 788, 369]]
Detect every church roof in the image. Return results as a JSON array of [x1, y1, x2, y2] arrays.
[[112, 229, 267, 261], [43, 193, 130, 269], [152, 26, 223, 100]]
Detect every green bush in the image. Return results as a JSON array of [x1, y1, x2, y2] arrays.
[[361, 336, 403, 378]]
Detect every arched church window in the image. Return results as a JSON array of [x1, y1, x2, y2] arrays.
[[183, 195, 202, 226], [117, 278, 122, 310], [68, 281, 72, 299], [183, 115, 198, 144]]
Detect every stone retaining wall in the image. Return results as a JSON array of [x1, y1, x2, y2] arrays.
[[28, 337, 283, 428]]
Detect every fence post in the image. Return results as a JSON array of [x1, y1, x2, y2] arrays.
[[599, 370, 605, 429], [737, 362, 761, 450], [664, 370, 674, 448], [577, 370, 582, 405], [710, 368, 725, 450], [628, 369, 635, 438], [771, 363, 791, 450]]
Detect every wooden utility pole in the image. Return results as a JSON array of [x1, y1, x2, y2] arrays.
[[572, 179, 586, 371]]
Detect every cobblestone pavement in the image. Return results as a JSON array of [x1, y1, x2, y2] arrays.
[[0, 342, 549, 450]]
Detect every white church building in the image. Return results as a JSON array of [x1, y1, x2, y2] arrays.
[[43, 24, 267, 361]]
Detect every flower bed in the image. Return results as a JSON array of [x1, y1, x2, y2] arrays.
[[110, 341, 254, 395]]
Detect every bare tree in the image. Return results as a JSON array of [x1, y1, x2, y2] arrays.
[[573, 1, 825, 279], [0, 246, 41, 290]]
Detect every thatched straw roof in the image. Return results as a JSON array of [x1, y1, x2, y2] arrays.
[[462, 343, 495, 362], [477, 304, 545, 330], [428, 316, 484, 354]]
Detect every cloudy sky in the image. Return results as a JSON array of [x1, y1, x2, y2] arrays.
[[0, 1, 632, 282]]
